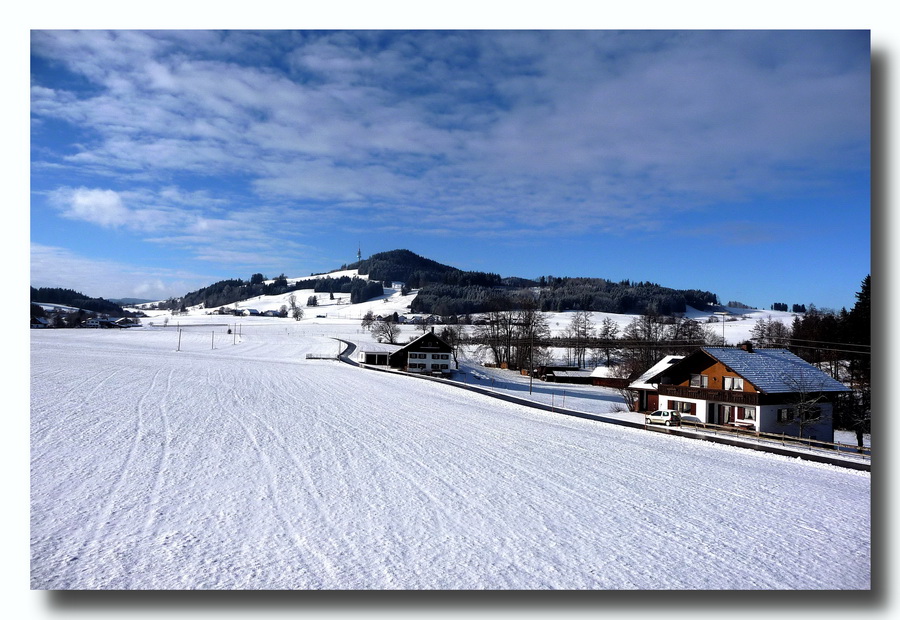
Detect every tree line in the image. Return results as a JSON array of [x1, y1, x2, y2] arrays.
[[409, 277, 719, 317], [31, 287, 130, 317], [156, 272, 392, 311]]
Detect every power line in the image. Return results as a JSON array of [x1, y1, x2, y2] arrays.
[[771, 337, 870, 349]]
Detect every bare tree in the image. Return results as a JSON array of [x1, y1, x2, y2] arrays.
[[750, 317, 791, 348], [779, 368, 832, 440], [563, 310, 595, 367], [287, 294, 303, 321], [609, 362, 638, 411], [511, 294, 549, 372], [621, 312, 666, 371], [593, 316, 620, 367], [439, 324, 464, 369], [371, 320, 402, 344], [361, 310, 375, 331], [473, 307, 515, 368]]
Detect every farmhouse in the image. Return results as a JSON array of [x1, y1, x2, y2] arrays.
[[630, 345, 849, 441], [388, 329, 454, 375]]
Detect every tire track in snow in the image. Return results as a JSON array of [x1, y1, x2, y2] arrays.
[[210, 368, 339, 587], [141, 368, 174, 536], [31, 367, 129, 456], [241, 395, 381, 586], [314, 383, 729, 587], [62, 367, 162, 587], [260, 378, 408, 587], [264, 378, 552, 586]]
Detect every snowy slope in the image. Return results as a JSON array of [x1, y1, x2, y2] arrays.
[[31, 322, 869, 590]]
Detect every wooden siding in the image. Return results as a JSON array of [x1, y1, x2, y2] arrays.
[[670, 356, 760, 394]]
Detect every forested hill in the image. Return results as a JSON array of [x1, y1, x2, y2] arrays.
[[31, 287, 127, 316], [346, 249, 502, 289], [349, 249, 719, 317]]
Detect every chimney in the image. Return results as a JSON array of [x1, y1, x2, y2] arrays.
[[740, 341, 753, 353]]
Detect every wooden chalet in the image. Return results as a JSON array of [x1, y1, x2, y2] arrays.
[[629, 344, 849, 441]]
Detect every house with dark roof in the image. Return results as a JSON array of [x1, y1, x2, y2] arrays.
[[388, 329, 454, 375], [630, 344, 850, 441]]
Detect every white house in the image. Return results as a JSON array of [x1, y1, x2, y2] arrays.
[[388, 330, 455, 375]]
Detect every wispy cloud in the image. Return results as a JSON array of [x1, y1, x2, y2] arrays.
[[29, 30, 870, 305], [30, 244, 211, 300]]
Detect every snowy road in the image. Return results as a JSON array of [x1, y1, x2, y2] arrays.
[[30, 324, 870, 589]]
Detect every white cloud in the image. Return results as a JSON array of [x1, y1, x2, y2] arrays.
[[30, 244, 208, 300], [52, 187, 129, 228], [31, 30, 870, 242]]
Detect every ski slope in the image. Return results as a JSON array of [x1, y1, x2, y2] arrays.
[[30, 322, 870, 589]]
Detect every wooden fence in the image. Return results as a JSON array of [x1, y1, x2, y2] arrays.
[[667, 420, 871, 458]]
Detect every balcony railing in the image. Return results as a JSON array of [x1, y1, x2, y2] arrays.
[[659, 385, 760, 405]]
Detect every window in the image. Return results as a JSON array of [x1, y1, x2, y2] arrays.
[[801, 406, 821, 422], [723, 377, 744, 391], [669, 401, 693, 414], [777, 408, 794, 422], [690, 374, 708, 388]]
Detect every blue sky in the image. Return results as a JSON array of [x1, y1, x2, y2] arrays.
[[30, 29, 871, 309]]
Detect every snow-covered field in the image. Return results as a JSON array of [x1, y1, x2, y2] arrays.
[[30, 313, 870, 590]]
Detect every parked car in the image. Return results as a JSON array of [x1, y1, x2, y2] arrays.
[[645, 409, 681, 426]]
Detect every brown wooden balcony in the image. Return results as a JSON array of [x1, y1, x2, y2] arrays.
[[658, 384, 760, 405]]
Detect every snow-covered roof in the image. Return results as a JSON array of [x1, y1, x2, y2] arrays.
[[628, 355, 685, 390], [589, 366, 614, 378], [699, 347, 849, 394], [548, 369, 594, 378], [357, 342, 400, 354]]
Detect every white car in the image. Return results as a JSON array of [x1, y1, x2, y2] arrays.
[[645, 409, 681, 426]]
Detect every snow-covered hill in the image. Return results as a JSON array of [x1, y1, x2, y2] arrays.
[[140, 266, 799, 347], [30, 319, 869, 589]]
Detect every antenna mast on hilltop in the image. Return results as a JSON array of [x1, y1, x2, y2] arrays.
[[357, 245, 362, 262]]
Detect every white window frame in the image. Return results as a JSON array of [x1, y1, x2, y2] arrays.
[[723, 377, 744, 391]]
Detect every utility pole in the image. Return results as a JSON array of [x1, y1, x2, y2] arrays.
[[714, 311, 729, 345]]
